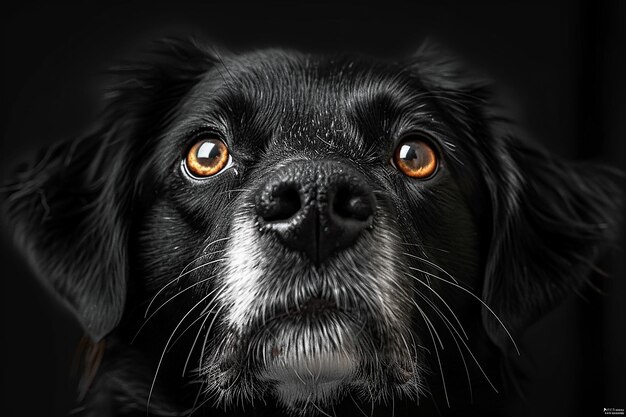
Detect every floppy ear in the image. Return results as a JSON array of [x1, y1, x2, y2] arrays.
[[3, 38, 216, 341], [411, 41, 623, 353], [480, 139, 622, 353]]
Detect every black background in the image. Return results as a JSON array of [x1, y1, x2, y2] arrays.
[[1, 1, 625, 416]]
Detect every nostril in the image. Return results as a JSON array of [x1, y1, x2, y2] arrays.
[[260, 185, 302, 222], [332, 185, 374, 222]]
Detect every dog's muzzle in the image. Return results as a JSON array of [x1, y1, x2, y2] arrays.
[[214, 159, 417, 407]]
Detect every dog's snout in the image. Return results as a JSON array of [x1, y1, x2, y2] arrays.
[[255, 161, 375, 264]]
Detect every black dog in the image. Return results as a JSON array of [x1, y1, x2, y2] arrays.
[[3, 39, 622, 416]]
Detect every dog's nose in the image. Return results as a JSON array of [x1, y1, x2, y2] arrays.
[[255, 161, 375, 264]]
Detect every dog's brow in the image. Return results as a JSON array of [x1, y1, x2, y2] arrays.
[[345, 83, 433, 147]]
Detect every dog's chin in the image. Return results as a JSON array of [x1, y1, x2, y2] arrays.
[[265, 358, 355, 408], [255, 312, 360, 407]]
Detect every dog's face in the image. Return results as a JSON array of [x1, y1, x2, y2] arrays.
[[157, 50, 488, 407], [4, 40, 621, 415]]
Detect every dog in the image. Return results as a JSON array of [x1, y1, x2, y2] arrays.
[[3, 38, 622, 417]]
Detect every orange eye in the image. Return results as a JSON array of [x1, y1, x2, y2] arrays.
[[185, 138, 230, 177], [393, 138, 438, 179]]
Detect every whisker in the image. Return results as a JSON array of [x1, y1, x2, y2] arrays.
[[166, 287, 227, 360], [399, 242, 451, 254], [403, 271, 468, 340], [401, 252, 459, 284], [147, 289, 221, 414], [184, 288, 228, 375], [310, 398, 334, 417], [187, 392, 215, 417], [190, 380, 206, 416], [145, 255, 227, 317], [133, 271, 223, 344], [408, 266, 520, 356], [149, 259, 226, 315], [414, 287, 498, 394], [412, 300, 450, 408], [349, 391, 370, 417], [416, 300, 444, 350], [166, 310, 210, 354], [413, 289, 473, 401], [200, 236, 231, 253], [182, 309, 213, 376], [196, 302, 228, 374]]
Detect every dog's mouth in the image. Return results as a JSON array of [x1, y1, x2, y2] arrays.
[[238, 296, 361, 371], [288, 297, 338, 315], [212, 290, 420, 409]]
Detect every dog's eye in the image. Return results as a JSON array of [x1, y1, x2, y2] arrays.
[[184, 138, 230, 177], [393, 138, 438, 179]]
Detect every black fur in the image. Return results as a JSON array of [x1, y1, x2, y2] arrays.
[[3, 38, 622, 416]]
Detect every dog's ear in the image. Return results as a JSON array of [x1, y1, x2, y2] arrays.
[[412, 42, 623, 354], [3, 38, 217, 341], [480, 139, 622, 354]]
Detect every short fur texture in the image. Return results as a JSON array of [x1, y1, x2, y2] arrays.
[[3, 38, 622, 417]]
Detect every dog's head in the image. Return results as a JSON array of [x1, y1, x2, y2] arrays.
[[4, 39, 622, 413]]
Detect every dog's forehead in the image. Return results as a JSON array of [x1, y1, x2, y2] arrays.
[[180, 50, 429, 153], [203, 49, 411, 106]]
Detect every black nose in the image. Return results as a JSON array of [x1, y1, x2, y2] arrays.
[[255, 161, 376, 264]]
